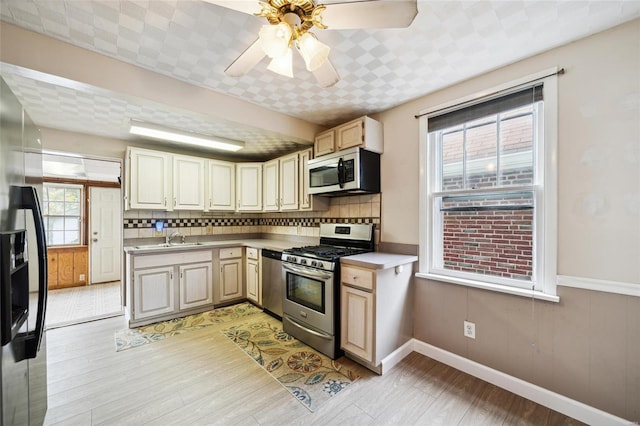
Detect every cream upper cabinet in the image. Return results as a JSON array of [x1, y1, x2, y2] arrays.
[[299, 148, 312, 210], [263, 159, 279, 211], [236, 163, 263, 211], [206, 159, 235, 211], [336, 116, 383, 153], [298, 148, 329, 212], [128, 147, 171, 210], [264, 153, 298, 211], [173, 154, 205, 210], [279, 152, 299, 211], [314, 129, 335, 156]]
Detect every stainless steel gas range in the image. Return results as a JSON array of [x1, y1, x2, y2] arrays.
[[281, 223, 375, 359]]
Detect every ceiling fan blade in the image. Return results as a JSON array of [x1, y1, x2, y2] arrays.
[[225, 39, 266, 77], [312, 59, 339, 88], [321, 0, 418, 29], [201, 0, 261, 15]]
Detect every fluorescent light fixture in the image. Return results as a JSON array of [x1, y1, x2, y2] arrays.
[[129, 120, 244, 152], [267, 48, 294, 78]]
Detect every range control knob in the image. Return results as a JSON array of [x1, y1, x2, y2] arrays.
[[310, 260, 318, 267], [287, 256, 296, 262], [300, 259, 307, 265]]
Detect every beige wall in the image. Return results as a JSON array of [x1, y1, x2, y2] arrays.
[[375, 19, 640, 421], [376, 19, 639, 284], [0, 23, 323, 144]]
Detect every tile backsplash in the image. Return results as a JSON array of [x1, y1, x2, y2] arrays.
[[123, 194, 381, 240]]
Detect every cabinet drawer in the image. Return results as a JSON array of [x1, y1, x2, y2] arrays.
[[219, 247, 243, 259], [341, 265, 374, 291], [246, 247, 259, 260]]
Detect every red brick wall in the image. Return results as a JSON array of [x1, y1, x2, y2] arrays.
[[442, 207, 533, 281]]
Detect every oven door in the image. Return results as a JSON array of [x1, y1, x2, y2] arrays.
[[282, 262, 335, 334]]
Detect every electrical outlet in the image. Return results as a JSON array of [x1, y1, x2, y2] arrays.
[[464, 321, 476, 339], [79, 274, 85, 281], [205, 225, 213, 235]]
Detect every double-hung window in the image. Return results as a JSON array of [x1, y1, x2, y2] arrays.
[[419, 72, 558, 300], [42, 183, 83, 246]]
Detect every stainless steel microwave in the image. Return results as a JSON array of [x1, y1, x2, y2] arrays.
[[307, 147, 380, 196]]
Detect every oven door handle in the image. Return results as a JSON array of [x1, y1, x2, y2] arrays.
[[283, 263, 333, 280], [285, 315, 333, 340]]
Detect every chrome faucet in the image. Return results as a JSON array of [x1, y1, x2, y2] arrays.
[[166, 231, 184, 245]]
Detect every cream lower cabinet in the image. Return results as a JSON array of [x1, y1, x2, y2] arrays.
[[179, 262, 213, 310], [126, 249, 214, 327], [340, 261, 414, 374], [218, 247, 244, 303], [246, 247, 261, 305], [134, 266, 176, 321], [341, 284, 374, 361]]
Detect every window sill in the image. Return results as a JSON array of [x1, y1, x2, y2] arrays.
[[414, 272, 560, 303]]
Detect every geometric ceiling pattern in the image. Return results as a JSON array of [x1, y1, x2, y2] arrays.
[[1, 0, 639, 159]]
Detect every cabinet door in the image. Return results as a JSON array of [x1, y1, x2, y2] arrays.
[[219, 259, 243, 302], [207, 160, 235, 211], [236, 163, 262, 211], [129, 148, 170, 210], [47, 252, 58, 289], [246, 258, 261, 305], [336, 118, 364, 150], [263, 159, 279, 211], [179, 262, 213, 310], [298, 149, 312, 210], [173, 155, 205, 210], [314, 129, 335, 156], [133, 266, 175, 320], [341, 285, 374, 362], [279, 153, 298, 210]]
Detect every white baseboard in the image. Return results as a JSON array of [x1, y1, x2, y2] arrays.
[[411, 339, 631, 426], [380, 339, 414, 375]]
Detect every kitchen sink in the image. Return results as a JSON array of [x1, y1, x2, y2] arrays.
[[133, 242, 204, 249]]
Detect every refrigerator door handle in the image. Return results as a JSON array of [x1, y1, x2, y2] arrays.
[[14, 186, 48, 359]]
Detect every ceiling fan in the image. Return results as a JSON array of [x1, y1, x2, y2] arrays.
[[205, 0, 418, 87]]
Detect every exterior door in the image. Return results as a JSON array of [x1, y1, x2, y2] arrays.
[[90, 187, 122, 284]]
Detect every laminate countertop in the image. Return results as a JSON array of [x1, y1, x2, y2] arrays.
[[341, 252, 418, 270], [124, 238, 301, 254]]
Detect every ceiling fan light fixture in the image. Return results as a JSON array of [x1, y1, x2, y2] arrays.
[[259, 22, 293, 58], [267, 47, 294, 78], [129, 120, 245, 152], [297, 32, 330, 71]]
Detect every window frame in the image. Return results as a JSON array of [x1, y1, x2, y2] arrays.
[[43, 182, 85, 247], [417, 69, 559, 302]]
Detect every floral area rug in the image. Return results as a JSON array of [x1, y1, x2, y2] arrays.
[[115, 302, 262, 352], [223, 316, 359, 412]]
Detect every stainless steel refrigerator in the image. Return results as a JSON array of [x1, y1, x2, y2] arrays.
[[1, 78, 48, 425]]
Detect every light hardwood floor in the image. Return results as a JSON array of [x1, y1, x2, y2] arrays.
[[43, 314, 584, 425]]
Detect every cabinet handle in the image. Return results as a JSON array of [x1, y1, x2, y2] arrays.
[[209, 200, 212, 207], [164, 197, 167, 207], [180, 271, 183, 279], [170, 271, 173, 279], [174, 198, 177, 207]]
